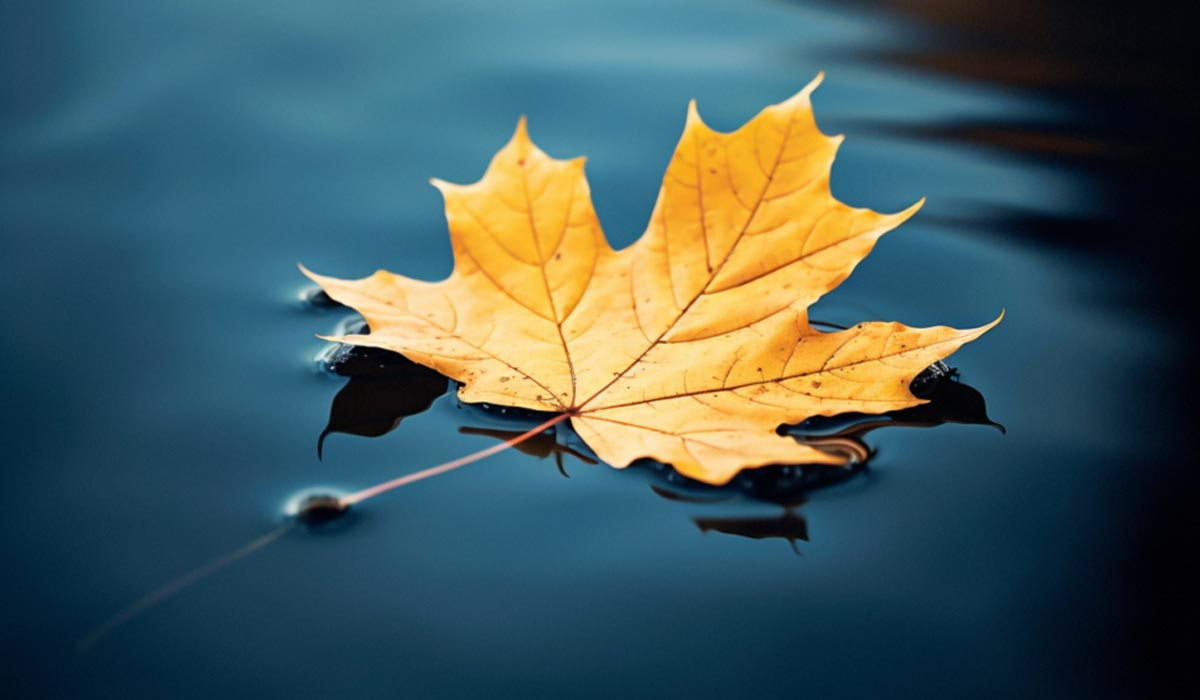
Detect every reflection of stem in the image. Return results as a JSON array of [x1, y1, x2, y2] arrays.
[[339, 412, 572, 506], [77, 522, 293, 651]]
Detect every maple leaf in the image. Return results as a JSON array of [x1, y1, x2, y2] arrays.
[[303, 74, 1000, 485]]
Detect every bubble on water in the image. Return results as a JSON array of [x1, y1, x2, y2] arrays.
[[284, 488, 353, 529]]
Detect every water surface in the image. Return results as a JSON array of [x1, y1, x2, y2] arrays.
[[1, 1, 1190, 698]]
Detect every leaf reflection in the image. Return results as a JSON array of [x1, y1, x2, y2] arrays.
[[317, 339, 449, 459], [319, 336, 999, 551], [695, 512, 810, 555], [459, 426, 597, 478]]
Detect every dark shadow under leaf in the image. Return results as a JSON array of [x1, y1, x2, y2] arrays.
[[316, 351, 999, 552], [318, 344, 449, 459]]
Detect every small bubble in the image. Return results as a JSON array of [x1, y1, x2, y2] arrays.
[[284, 489, 353, 530]]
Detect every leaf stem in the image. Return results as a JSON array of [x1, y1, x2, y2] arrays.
[[339, 411, 573, 506]]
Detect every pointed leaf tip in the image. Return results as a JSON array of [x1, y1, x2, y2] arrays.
[[895, 197, 925, 221], [297, 263, 326, 285], [513, 115, 530, 143], [804, 71, 825, 95], [779, 72, 825, 110], [685, 98, 703, 128]]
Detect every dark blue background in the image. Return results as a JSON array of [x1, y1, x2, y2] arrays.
[[2, 1, 1191, 698]]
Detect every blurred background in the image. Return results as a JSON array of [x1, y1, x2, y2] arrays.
[[2, 1, 1193, 698]]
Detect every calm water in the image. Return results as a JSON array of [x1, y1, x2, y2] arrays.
[[2, 1, 1190, 698]]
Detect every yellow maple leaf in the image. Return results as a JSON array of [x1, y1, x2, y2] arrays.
[[304, 74, 1000, 486]]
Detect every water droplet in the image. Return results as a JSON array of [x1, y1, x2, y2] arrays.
[[284, 489, 353, 531]]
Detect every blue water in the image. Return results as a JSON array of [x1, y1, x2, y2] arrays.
[[2, 1, 1188, 698]]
